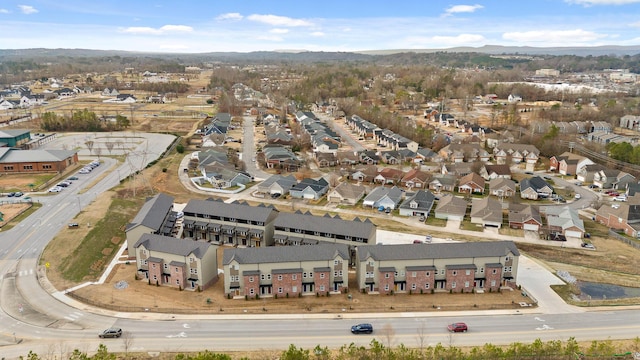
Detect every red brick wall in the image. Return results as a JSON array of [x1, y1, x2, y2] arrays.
[[314, 270, 330, 295], [445, 268, 475, 293], [485, 267, 502, 291], [379, 270, 395, 294], [171, 264, 186, 289], [272, 272, 302, 297], [406, 269, 435, 293], [148, 260, 163, 285], [243, 274, 260, 299]]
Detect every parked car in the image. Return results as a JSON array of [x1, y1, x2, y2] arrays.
[[7, 192, 15, 197], [588, 184, 598, 189], [48, 186, 62, 193], [68, 176, 79, 181], [613, 195, 627, 202], [413, 240, 423, 244], [608, 192, 620, 197], [98, 328, 122, 338], [14, 191, 23, 197], [581, 242, 595, 249], [447, 322, 468, 333], [574, 193, 581, 199], [68, 223, 79, 228], [575, 181, 583, 186], [425, 235, 432, 243], [351, 323, 373, 334], [418, 215, 426, 222]]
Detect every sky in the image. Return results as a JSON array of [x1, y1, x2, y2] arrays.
[[1, 0, 640, 53]]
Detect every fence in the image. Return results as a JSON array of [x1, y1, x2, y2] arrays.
[[608, 230, 640, 250]]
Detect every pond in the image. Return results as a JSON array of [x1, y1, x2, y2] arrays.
[[577, 281, 640, 300]]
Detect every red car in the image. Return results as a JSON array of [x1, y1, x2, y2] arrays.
[[609, 192, 619, 197], [447, 322, 468, 332]]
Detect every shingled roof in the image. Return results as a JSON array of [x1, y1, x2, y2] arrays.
[[134, 233, 212, 258], [223, 243, 350, 265], [125, 193, 174, 232], [274, 212, 375, 239], [357, 241, 519, 261], [183, 198, 278, 222]]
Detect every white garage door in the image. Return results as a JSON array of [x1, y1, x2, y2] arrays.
[[523, 224, 539, 231], [448, 215, 464, 221], [565, 230, 582, 238]]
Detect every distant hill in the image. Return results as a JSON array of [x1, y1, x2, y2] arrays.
[[358, 45, 640, 57]]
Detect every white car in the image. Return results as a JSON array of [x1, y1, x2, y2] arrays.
[[574, 194, 581, 199], [613, 195, 627, 202], [48, 186, 62, 193]]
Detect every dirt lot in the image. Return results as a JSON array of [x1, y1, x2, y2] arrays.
[[0, 202, 32, 227]]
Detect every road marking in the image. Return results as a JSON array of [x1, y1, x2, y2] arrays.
[[166, 332, 187, 338], [536, 324, 554, 331], [63, 311, 83, 321], [534, 317, 545, 322]]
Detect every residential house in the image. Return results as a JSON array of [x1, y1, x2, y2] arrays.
[[595, 194, 640, 237], [457, 173, 485, 194], [549, 152, 594, 176], [327, 182, 366, 205], [416, 148, 439, 163], [441, 162, 473, 177], [355, 241, 519, 294], [203, 113, 232, 136], [256, 175, 297, 196], [508, 204, 543, 231], [273, 211, 376, 247], [315, 152, 337, 168], [374, 167, 404, 185], [262, 145, 300, 171], [439, 143, 489, 163], [362, 186, 403, 210], [593, 169, 635, 190], [349, 165, 378, 183], [398, 190, 436, 217], [336, 151, 360, 167], [519, 176, 553, 200], [181, 198, 279, 247], [429, 174, 457, 193], [576, 164, 607, 183], [434, 194, 468, 221], [493, 144, 540, 170], [289, 177, 330, 200], [400, 169, 430, 189], [359, 150, 380, 165], [489, 178, 517, 198], [102, 88, 119, 96], [545, 206, 585, 238], [134, 234, 218, 290], [125, 193, 176, 256], [470, 197, 503, 228], [199, 162, 252, 189], [508, 94, 522, 103], [620, 114, 640, 131], [588, 130, 630, 145], [479, 164, 512, 180], [223, 244, 350, 298]]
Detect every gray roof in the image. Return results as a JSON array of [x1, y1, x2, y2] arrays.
[[0, 129, 30, 138], [357, 241, 520, 262], [258, 174, 297, 189], [0, 149, 78, 163], [363, 186, 403, 204], [274, 212, 375, 239], [183, 198, 277, 222], [399, 190, 436, 211], [134, 233, 212, 259], [125, 193, 174, 232], [223, 243, 350, 265]]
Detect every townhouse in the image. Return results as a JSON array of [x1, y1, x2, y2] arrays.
[[595, 194, 640, 237], [273, 211, 376, 247], [223, 244, 350, 298], [181, 199, 279, 247], [549, 152, 593, 176], [134, 233, 218, 291], [355, 241, 519, 294], [125, 193, 177, 255]]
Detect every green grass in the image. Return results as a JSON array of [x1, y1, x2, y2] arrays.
[[425, 216, 446, 227], [459, 220, 484, 232], [59, 197, 140, 282]]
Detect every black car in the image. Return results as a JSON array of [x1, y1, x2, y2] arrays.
[[98, 327, 122, 338], [351, 323, 373, 334]]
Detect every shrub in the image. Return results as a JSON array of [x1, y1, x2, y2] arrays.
[[409, 289, 412, 295], [449, 289, 453, 294], [227, 293, 231, 299], [327, 291, 330, 297], [286, 292, 289, 298], [162, 168, 167, 173], [255, 294, 259, 300], [245, 295, 248, 301], [176, 144, 185, 153], [431, 289, 434, 294], [274, 294, 278, 299], [420, 289, 423, 294]]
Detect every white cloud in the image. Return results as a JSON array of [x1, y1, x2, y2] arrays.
[[630, 21, 640, 27], [502, 29, 608, 44], [444, 4, 484, 16], [565, 0, 640, 5], [121, 24, 193, 35], [216, 12, 243, 21], [18, 5, 38, 14], [310, 31, 325, 37], [0, 9, 9, 14], [269, 28, 289, 34], [247, 14, 313, 27], [256, 35, 284, 42]]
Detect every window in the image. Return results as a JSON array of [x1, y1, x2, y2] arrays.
[[426, 271, 430, 277], [394, 271, 398, 277], [320, 273, 325, 279], [249, 288, 255, 295], [440, 269, 445, 275], [504, 266, 512, 272], [334, 260, 339, 265], [303, 272, 307, 278], [3, 165, 13, 171], [365, 271, 374, 278], [425, 283, 430, 289], [23, 165, 33, 170], [190, 268, 198, 274], [164, 263, 169, 270], [292, 274, 297, 280], [480, 267, 484, 273], [142, 259, 148, 265], [175, 267, 180, 272], [249, 276, 254, 283], [308, 273, 313, 278], [492, 269, 497, 274], [152, 275, 157, 281], [42, 164, 51, 170], [267, 274, 271, 280], [261, 274, 266, 280], [451, 282, 456, 288], [278, 287, 283, 293], [278, 275, 283, 281], [465, 270, 471, 276], [411, 272, 416, 278], [400, 270, 405, 277], [465, 281, 469, 288], [411, 283, 417, 290], [384, 273, 390, 279], [319, 285, 325, 291], [505, 256, 510, 262], [452, 270, 457, 276], [369, 261, 375, 267], [384, 284, 389, 291], [176, 279, 180, 285], [151, 263, 156, 269]]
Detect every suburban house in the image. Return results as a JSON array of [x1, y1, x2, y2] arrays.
[[349, 165, 379, 183], [519, 176, 553, 200], [355, 241, 520, 294], [508, 204, 543, 231], [198, 162, 252, 189], [124, 193, 176, 255], [576, 164, 607, 183], [289, 177, 330, 200], [273, 211, 376, 247], [400, 169, 430, 189], [441, 162, 473, 177], [429, 174, 457, 193], [222, 244, 350, 298], [327, 182, 366, 205], [549, 152, 594, 176], [593, 169, 636, 190], [434, 194, 468, 221], [362, 186, 403, 210], [545, 206, 585, 238], [457, 172, 485, 194], [489, 178, 517, 198], [374, 167, 404, 185], [262, 145, 300, 171], [359, 150, 380, 165], [480, 164, 512, 180], [255, 174, 297, 197], [493, 144, 540, 170], [315, 152, 337, 168], [595, 194, 640, 237], [134, 234, 218, 291], [336, 151, 360, 167], [203, 113, 232, 136], [439, 143, 490, 163], [620, 114, 640, 131], [181, 199, 279, 247], [398, 190, 436, 218], [470, 197, 503, 228]]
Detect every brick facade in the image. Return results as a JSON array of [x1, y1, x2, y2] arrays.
[[445, 266, 476, 293], [272, 270, 302, 298]]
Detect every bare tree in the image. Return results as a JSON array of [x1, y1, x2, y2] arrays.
[[122, 331, 134, 357], [416, 320, 428, 353], [105, 141, 115, 155], [380, 322, 396, 349], [85, 140, 94, 155], [94, 147, 102, 159]]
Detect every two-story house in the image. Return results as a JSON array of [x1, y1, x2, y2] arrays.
[[125, 193, 176, 256]]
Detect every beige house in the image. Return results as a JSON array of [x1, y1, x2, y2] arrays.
[[134, 234, 218, 291], [222, 244, 350, 298], [355, 241, 519, 294], [125, 193, 176, 257], [327, 182, 366, 205]]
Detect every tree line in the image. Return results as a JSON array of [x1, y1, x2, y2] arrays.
[[40, 109, 130, 132]]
